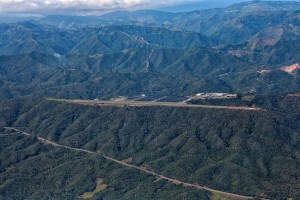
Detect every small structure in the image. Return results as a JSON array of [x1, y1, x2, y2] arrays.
[[110, 96, 128, 101], [196, 93, 205, 96], [191, 93, 237, 100]]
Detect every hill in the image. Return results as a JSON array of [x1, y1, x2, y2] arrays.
[[0, 23, 213, 55], [0, 35, 299, 100], [97, 1, 300, 45], [0, 1, 299, 199], [0, 96, 299, 199]]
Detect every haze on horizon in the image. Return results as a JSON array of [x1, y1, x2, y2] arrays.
[[0, 0, 299, 16]]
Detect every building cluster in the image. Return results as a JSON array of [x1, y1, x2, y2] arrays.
[[191, 93, 238, 100]]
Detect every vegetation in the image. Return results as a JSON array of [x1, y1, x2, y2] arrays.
[[188, 95, 251, 107], [0, 96, 299, 199], [1, 2, 300, 100], [211, 193, 234, 200], [188, 94, 300, 111], [0, 1, 299, 199], [80, 179, 108, 199], [40, 1, 300, 46], [0, 125, 210, 200], [0, 44, 299, 100]]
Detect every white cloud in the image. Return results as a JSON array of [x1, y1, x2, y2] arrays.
[[0, 0, 196, 14]]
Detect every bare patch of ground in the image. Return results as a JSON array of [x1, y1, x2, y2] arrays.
[[280, 63, 300, 74], [80, 179, 107, 199], [48, 98, 262, 111]]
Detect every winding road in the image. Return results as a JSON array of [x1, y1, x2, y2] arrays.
[[4, 127, 267, 200]]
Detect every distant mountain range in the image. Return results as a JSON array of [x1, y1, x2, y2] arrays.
[[0, 23, 214, 55], [0, 2, 300, 200], [39, 1, 300, 45], [0, 1, 299, 99]]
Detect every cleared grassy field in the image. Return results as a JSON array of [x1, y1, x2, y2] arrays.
[[80, 179, 107, 199]]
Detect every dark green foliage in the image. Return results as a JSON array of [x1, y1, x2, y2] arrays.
[[0, 42, 299, 100], [188, 96, 251, 107], [1, 4, 300, 99], [0, 128, 210, 200], [0, 2, 300, 199], [188, 94, 300, 111], [0, 97, 299, 199], [0, 23, 213, 56]]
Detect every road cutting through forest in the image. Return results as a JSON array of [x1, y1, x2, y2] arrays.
[[49, 99, 262, 111], [4, 127, 267, 200]]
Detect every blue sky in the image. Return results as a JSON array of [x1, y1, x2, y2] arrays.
[[0, 0, 299, 16]]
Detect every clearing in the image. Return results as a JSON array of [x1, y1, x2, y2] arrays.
[[48, 98, 262, 111]]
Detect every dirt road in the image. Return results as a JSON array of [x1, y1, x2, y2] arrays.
[[4, 127, 266, 200], [50, 99, 262, 111]]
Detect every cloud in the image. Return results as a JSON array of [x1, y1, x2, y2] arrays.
[[0, 0, 197, 15]]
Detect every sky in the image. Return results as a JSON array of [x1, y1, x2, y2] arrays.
[[0, 0, 299, 16], [0, 0, 196, 15]]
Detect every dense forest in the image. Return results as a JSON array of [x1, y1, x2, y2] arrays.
[[0, 95, 299, 199], [0, 1, 300, 100], [0, 1, 300, 199]]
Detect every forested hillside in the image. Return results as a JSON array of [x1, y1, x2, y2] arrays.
[[0, 40, 299, 100], [0, 96, 299, 199], [0, 1, 299, 200], [0, 2, 299, 100]]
